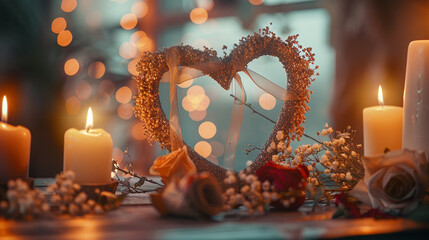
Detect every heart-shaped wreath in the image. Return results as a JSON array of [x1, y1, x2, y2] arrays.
[[134, 27, 316, 183]]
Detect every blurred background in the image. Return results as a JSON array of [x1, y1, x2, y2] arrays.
[[1, 0, 429, 177]]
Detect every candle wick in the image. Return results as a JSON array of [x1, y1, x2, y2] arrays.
[[86, 127, 90, 133]]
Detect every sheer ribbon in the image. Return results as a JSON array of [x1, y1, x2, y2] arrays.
[[164, 48, 297, 170]]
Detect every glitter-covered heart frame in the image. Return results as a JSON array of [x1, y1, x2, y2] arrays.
[[134, 28, 316, 183]]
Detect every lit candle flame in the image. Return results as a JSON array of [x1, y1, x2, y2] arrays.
[[378, 85, 384, 106], [2, 96, 7, 123], [86, 107, 93, 132]]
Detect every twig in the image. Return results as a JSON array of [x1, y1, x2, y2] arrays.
[[229, 94, 332, 150], [113, 160, 164, 187], [113, 164, 163, 187]]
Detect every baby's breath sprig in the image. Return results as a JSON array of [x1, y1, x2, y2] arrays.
[[270, 124, 363, 190], [47, 171, 123, 216], [230, 94, 364, 190], [0, 179, 50, 220], [222, 162, 302, 216]]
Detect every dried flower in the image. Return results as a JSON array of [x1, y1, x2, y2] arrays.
[[150, 146, 196, 184]]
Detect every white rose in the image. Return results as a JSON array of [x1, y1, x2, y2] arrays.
[[351, 149, 428, 214]]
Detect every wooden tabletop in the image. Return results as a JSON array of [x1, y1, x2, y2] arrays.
[[1, 178, 428, 240]]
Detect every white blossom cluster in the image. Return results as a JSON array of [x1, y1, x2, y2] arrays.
[[0, 179, 50, 219], [222, 166, 300, 215], [47, 171, 105, 215], [267, 124, 363, 190], [223, 170, 265, 215]]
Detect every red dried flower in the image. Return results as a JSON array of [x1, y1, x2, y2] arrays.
[[256, 160, 309, 211]]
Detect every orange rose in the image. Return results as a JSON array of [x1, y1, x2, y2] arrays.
[[149, 146, 197, 183]]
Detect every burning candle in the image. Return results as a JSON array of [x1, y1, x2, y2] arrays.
[[363, 86, 403, 156], [0, 96, 31, 183], [64, 107, 113, 185]]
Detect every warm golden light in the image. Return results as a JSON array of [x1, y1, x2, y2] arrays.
[[210, 141, 224, 157], [119, 41, 137, 59], [249, 0, 264, 5], [61, 0, 77, 13], [131, 122, 147, 140], [51, 17, 67, 34], [198, 121, 217, 139], [86, 107, 93, 132], [120, 13, 138, 30], [88, 61, 106, 79], [190, 8, 208, 24], [117, 103, 133, 120], [64, 58, 79, 76], [2, 96, 7, 123], [187, 85, 205, 96], [131, 1, 148, 18], [65, 96, 80, 115], [75, 81, 92, 100], [378, 85, 384, 106], [98, 79, 115, 97], [115, 86, 132, 103], [57, 30, 73, 47], [259, 93, 276, 110], [127, 58, 139, 76], [189, 110, 207, 121], [194, 141, 212, 157], [178, 73, 194, 88]]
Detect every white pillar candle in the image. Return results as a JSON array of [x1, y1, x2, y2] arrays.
[[363, 86, 403, 156], [64, 107, 112, 185], [0, 96, 31, 183], [403, 40, 429, 160]]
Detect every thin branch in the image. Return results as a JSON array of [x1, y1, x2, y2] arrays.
[[229, 94, 332, 150], [113, 163, 163, 187]]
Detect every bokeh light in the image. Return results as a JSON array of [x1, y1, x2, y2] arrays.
[[65, 96, 80, 115], [182, 85, 211, 112], [197, 0, 214, 10], [131, 31, 147, 42], [64, 58, 79, 76], [88, 61, 106, 79], [206, 155, 218, 165], [249, 0, 264, 5], [187, 85, 205, 96], [51, 17, 67, 34], [120, 13, 138, 30], [128, 58, 139, 76], [57, 30, 73, 47], [210, 141, 224, 157], [194, 95, 210, 111], [190, 8, 208, 24], [178, 73, 194, 88], [117, 103, 133, 119], [61, 0, 77, 13], [131, 122, 146, 141], [194, 141, 212, 157], [112, 147, 124, 163], [259, 93, 276, 110], [131, 1, 148, 18], [134, 36, 153, 52], [98, 79, 115, 97], [115, 86, 132, 103], [198, 121, 217, 139], [75, 81, 92, 100], [119, 41, 137, 59], [189, 110, 206, 121]]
